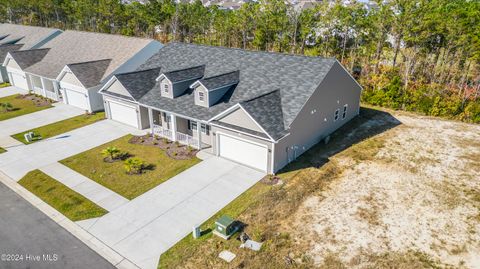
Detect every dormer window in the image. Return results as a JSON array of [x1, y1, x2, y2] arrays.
[[198, 91, 205, 102]]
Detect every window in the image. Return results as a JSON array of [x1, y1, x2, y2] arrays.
[[163, 83, 169, 93], [334, 109, 340, 121], [201, 123, 210, 135], [198, 91, 205, 102], [188, 120, 197, 131], [342, 104, 348, 119]]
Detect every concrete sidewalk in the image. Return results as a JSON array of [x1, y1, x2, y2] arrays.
[[0, 103, 84, 138], [41, 163, 129, 211], [0, 85, 28, 98], [0, 120, 144, 180]]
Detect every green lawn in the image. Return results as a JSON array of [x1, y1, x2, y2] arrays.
[[0, 94, 53, 121], [18, 170, 107, 221], [60, 135, 201, 199], [12, 112, 105, 144], [158, 182, 271, 269], [0, 147, 5, 154], [0, 82, 10, 88]]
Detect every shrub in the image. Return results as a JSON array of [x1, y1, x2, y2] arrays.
[[124, 157, 147, 174], [0, 102, 13, 112], [101, 146, 121, 161]]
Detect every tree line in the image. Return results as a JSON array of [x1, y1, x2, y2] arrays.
[[1, 0, 479, 122]]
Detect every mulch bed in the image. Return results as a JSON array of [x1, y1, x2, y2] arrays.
[[129, 134, 199, 160], [261, 175, 283, 185], [16, 94, 54, 107]]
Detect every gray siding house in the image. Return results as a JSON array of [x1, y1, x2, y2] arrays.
[[99, 42, 362, 173], [0, 24, 62, 84], [3, 30, 162, 112]]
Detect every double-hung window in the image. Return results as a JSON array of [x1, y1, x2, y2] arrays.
[[198, 91, 205, 102], [188, 120, 197, 131], [163, 83, 169, 93], [342, 104, 348, 119], [200, 123, 210, 135]]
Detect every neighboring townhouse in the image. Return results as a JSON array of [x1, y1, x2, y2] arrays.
[[99, 42, 362, 174], [3, 30, 162, 112], [0, 24, 62, 83]]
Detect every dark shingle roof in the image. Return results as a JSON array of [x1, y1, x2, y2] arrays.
[[0, 44, 23, 63], [9, 48, 50, 69], [240, 89, 287, 140], [163, 65, 205, 83], [111, 67, 162, 101], [200, 70, 239, 91], [136, 43, 335, 140], [67, 59, 111, 88]]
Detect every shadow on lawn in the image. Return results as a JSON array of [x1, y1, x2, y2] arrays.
[[279, 107, 402, 173]]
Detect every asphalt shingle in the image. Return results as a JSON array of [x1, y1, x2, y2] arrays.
[[114, 67, 162, 101], [67, 59, 112, 88], [136, 42, 335, 140], [9, 48, 50, 69], [200, 70, 239, 91], [0, 24, 60, 49], [163, 65, 205, 83]]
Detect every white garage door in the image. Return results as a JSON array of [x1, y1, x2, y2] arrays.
[[218, 134, 268, 172], [10, 72, 28, 90], [108, 101, 138, 128], [65, 89, 88, 110]]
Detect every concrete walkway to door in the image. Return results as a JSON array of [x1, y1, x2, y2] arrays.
[[86, 157, 265, 269], [0, 85, 28, 98]]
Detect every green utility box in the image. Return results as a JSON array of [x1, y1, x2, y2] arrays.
[[213, 215, 238, 239]]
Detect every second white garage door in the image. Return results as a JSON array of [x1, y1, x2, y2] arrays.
[[108, 101, 138, 128], [218, 133, 268, 172], [65, 89, 89, 110], [10, 72, 28, 90]]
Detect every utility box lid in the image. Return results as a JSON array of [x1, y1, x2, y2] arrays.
[[215, 215, 234, 228]]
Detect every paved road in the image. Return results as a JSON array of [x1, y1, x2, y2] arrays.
[[0, 182, 115, 269]]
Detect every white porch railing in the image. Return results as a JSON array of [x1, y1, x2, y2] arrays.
[[152, 124, 173, 140], [152, 124, 200, 149], [45, 90, 58, 101]]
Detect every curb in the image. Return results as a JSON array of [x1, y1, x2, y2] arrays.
[[0, 171, 141, 269]]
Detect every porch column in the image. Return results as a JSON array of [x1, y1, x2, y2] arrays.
[[197, 122, 201, 149], [40, 77, 47, 97], [25, 74, 33, 92], [170, 113, 177, 141], [148, 108, 154, 134], [53, 81, 60, 101]]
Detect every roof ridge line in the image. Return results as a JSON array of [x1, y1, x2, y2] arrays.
[[67, 58, 112, 66], [164, 64, 205, 74], [168, 41, 337, 61], [201, 70, 239, 81], [116, 67, 161, 77], [10, 48, 50, 54]]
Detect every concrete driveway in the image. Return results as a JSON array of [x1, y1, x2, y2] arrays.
[[0, 182, 115, 269], [86, 157, 265, 269], [0, 120, 143, 180], [0, 85, 28, 97]]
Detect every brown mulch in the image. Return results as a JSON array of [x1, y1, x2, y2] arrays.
[[260, 175, 283, 185], [129, 134, 199, 160], [16, 94, 54, 107]]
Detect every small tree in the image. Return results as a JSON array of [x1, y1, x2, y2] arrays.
[[101, 146, 121, 161], [0, 102, 13, 112], [124, 157, 146, 174]]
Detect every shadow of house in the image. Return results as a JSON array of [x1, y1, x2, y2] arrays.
[[279, 107, 402, 173]]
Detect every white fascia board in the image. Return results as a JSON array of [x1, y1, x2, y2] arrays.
[[56, 65, 87, 89], [2, 53, 14, 67], [98, 76, 118, 94], [209, 121, 273, 142]]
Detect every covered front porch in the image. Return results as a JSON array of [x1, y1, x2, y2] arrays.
[[148, 108, 212, 149], [27, 73, 62, 101]]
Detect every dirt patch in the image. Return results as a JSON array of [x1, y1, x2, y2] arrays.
[[16, 93, 54, 107], [128, 134, 198, 160], [293, 113, 480, 268]]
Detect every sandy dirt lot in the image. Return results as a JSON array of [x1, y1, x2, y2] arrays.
[[293, 111, 480, 268]]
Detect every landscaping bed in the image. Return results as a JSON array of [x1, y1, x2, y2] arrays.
[[129, 134, 199, 160], [0, 94, 53, 121], [12, 112, 105, 144], [18, 170, 107, 221], [60, 135, 201, 199]]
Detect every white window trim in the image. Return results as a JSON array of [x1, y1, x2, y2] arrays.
[[163, 83, 169, 93], [334, 109, 340, 121], [188, 120, 197, 131], [201, 123, 209, 135], [198, 91, 205, 102]]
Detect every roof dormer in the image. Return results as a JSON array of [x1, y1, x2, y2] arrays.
[[191, 70, 239, 107], [156, 65, 205, 98]]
